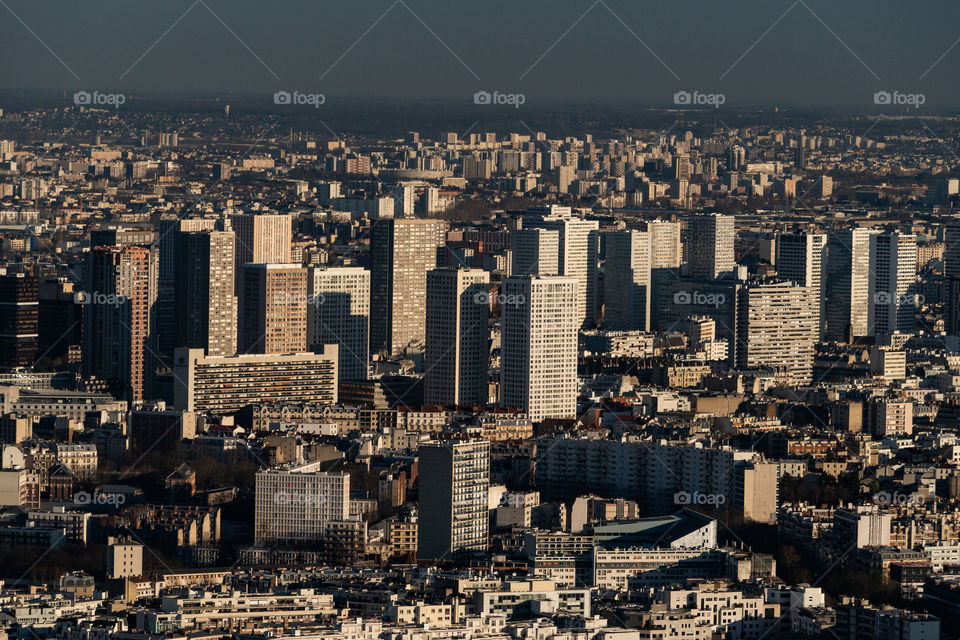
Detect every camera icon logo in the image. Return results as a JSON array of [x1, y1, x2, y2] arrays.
[[473, 91, 492, 105], [874, 91, 892, 105], [673, 91, 692, 105], [73, 91, 92, 105], [674, 491, 691, 504], [74, 291, 91, 305], [674, 291, 692, 304], [274, 91, 292, 105], [874, 291, 892, 304]]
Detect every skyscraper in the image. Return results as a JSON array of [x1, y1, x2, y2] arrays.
[[603, 230, 652, 331], [370, 218, 447, 355], [174, 228, 236, 356], [736, 280, 819, 385], [511, 228, 559, 277], [868, 232, 917, 337], [307, 266, 370, 381], [525, 209, 599, 328], [417, 439, 490, 560], [500, 276, 578, 421], [424, 268, 490, 406], [156, 216, 217, 358], [82, 246, 157, 403], [825, 228, 877, 342], [230, 213, 292, 294], [686, 213, 735, 280], [0, 270, 38, 367], [775, 232, 826, 339], [240, 263, 307, 354]]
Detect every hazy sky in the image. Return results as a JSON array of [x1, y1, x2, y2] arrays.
[[1, 0, 958, 109]]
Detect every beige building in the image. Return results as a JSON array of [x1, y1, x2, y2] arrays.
[[307, 266, 370, 381], [735, 461, 780, 522], [254, 462, 350, 543], [240, 263, 307, 354], [107, 536, 143, 578], [370, 218, 447, 355], [173, 347, 338, 413], [175, 228, 236, 356], [737, 280, 819, 385], [229, 212, 292, 294]]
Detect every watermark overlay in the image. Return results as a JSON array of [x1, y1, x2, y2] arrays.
[[74, 91, 126, 107], [273, 491, 324, 507], [873, 491, 927, 506], [674, 90, 725, 108], [273, 90, 326, 108], [874, 291, 925, 306], [674, 491, 726, 506], [873, 91, 925, 108], [474, 291, 526, 306], [473, 90, 526, 108], [674, 291, 726, 308], [74, 291, 127, 306], [74, 490, 126, 507], [272, 291, 326, 306]]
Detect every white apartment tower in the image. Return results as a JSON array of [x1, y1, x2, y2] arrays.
[[825, 228, 877, 342], [775, 232, 826, 339], [417, 440, 490, 560], [500, 276, 579, 421], [868, 232, 917, 337], [424, 268, 490, 406], [525, 209, 599, 328], [603, 230, 652, 331], [308, 267, 370, 381], [511, 228, 560, 277]]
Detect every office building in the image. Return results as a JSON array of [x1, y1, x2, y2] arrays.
[[307, 267, 370, 381], [826, 228, 877, 342], [868, 232, 917, 337], [417, 439, 490, 560], [736, 280, 819, 385], [254, 462, 350, 543], [424, 268, 490, 406], [603, 230, 652, 331], [173, 347, 338, 413], [686, 213, 735, 280], [240, 263, 307, 354], [525, 209, 599, 328], [775, 232, 826, 338], [82, 246, 157, 403], [175, 228, 236, 356], [370, 219, 447, 355], [500, 276, 578, 421], [0, 270, 38, 367]]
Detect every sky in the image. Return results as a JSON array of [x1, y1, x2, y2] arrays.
[[0, 0, 958, 110]]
